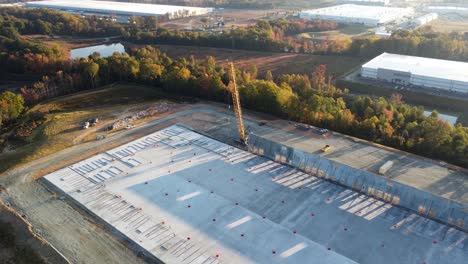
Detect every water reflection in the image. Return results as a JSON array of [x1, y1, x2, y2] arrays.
[[70, 43, 125, 59]]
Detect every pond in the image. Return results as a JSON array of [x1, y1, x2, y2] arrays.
[[70, 43, 125, 59], [424, 110, 459, 125]]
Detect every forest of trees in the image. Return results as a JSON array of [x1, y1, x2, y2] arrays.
[[1, 7, 466, 62], [123, 16, 468, 61], [0, 7, 125, 37], [127, 23, 468, 61], [0, 8, 467, 168], [124, 18, 343, 53], [8, 45, 466, 168]]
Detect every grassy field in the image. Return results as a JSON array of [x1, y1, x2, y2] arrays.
[[296, 24, 372, 41], [152, 44, 363, 78], [161, 9, 271, 30], [338, 24, 372, 35], [0, 84, 164, 173], [21, 35, 116, 59], [428, 19, 468, 33]]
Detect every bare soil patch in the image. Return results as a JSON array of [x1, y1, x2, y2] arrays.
[[152, 44, 363, 77]]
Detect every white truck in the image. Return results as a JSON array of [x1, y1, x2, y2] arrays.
[[379, 161, 394, 175]]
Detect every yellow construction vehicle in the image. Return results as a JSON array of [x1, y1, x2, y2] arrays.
[[321, 144, 332, 152]]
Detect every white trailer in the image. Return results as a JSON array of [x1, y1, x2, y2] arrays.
[[379, 160, 394, 175], [413, 13, 438, 27]]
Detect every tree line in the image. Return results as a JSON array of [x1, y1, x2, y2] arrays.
[[13, 46, 467, 168], [0, 7, 124, 37], [124, 18, 339, 53], [0, 7, 127, 75], [123, 16, 468, 61], [0, 8, 467, 167], [1, 7, 467, 62]]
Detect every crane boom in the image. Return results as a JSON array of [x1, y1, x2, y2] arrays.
[[228, 62, 247, 144]]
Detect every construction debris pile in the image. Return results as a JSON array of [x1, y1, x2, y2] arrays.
[[108, 102, 173, 130]]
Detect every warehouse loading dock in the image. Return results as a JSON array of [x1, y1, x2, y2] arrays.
[[299, 4, 414, 26]]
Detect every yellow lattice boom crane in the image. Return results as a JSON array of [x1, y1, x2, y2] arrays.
[[228, 62, 247, 144]]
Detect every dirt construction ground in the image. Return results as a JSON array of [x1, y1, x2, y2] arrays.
[[150, 44, 363, 78], [0, 86, 270, 263], [0, 105, 209, 263], [0, 101, 284, 263], [160, 9, 290, 30], [0, 85, 466, 263]]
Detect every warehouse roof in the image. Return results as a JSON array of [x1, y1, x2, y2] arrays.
[[362, 53, 468, 82], [338, 0, 389, 3], [300, 4, 413, 23], [426, 6, 468, 13], [26, 0, 212, 16], [44, 125, 468, 264]]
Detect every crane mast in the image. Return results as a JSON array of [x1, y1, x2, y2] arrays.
[[228, 62, 247, 144]]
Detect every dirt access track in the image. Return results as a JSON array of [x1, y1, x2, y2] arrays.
[[0, 102, 253, 264], [0, 100, 466, 263]]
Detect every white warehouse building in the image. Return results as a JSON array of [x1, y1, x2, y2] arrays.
[[25, 0, 213, 19], [361, 53, 468, 93], [412, 13, 438, 27], [425, 6, 468, 15], [299, 4, 414, 26], [337, 0, 390, 6]]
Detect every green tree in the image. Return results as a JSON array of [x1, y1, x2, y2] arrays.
[[83, 61, 99, 88], [0, 91, 25, 123], [419, 111, 453, 157], [139, 58, 164, 83], [265, 70, 273, 81]]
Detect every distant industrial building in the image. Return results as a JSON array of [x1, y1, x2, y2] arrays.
[[299, 4, 414, 26], [374, 27, 392, 38], [337, 0, 390, 6], [425, 6, 468, 15], [361, 53, 468, 93], [0, 3, 24, 7], [412, 13, 438, 27], [25, 0, 213, 19]]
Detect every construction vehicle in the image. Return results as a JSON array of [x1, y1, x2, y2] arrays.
[[318, 129, 330, 135], [321, 145, 332, 152], [296, 124, 311, 131], [228, 62, 247, 145]]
